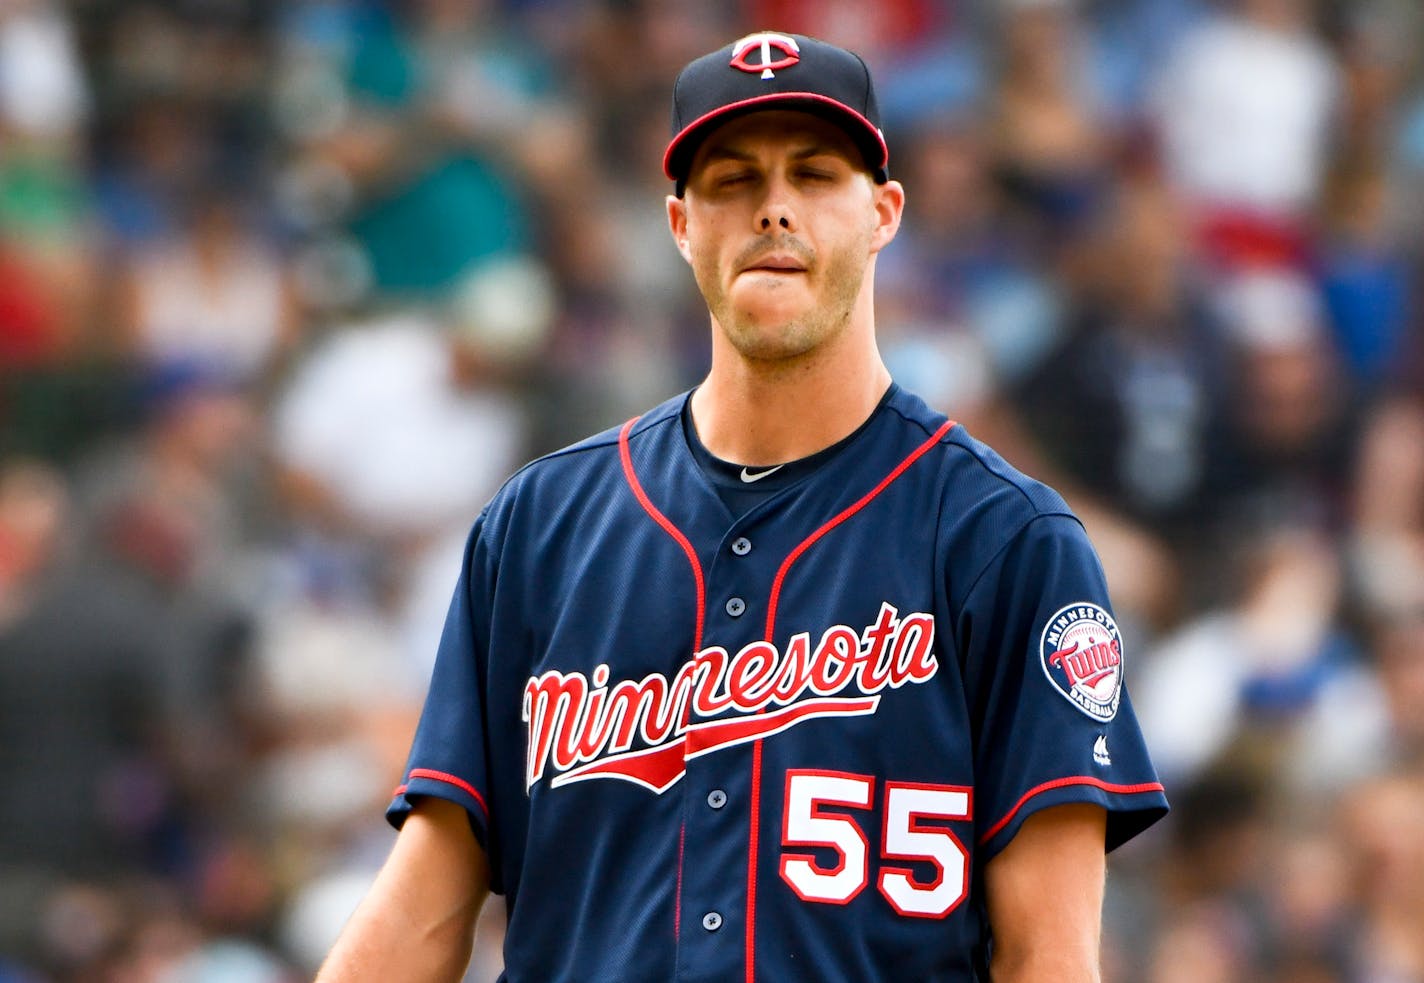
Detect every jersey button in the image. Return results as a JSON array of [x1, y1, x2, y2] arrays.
[[726, 597, 746, 617], [731, 537, 752, 556], [702, 911, 723, 932], [707, 789, 727, 809]]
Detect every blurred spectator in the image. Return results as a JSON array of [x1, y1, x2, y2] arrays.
[[0, 364, 279, 977], [86, 0, 269, 248], [277, 0, 577, 304], [0, 242, 71, 371], [1006, 173, 1220, 626], [118, 180, 299, 383], [76, 362, 263, 592], [1136, 527, 1355, 787], [1338, 772, 1424, 981], [91, 94, 216, 248], [1209, 268, 1359, 535], [1315, 156, 1413, 389], [0, 0, 87, 145], [272, 286, 543, 545], [1013, 173, 1223, 526], [1350, 398, 1424, 618], [0, 0, 94, 371], [0, 459, 67, 630], [1332, 1, 1418, 160], [1290, 607, 1424, 795], [1258, 828, 1353, 979], [989, 0, 1110, 237], [1151, 0, 1339, 266], [0, 522, 170, 963], [1369, 616, 1424, 771], [1087, 0, 1208, 120], [1145, 904, 1253, 983], [1142, 762, 1274, 980], [21, 879, 297, 983], [66, 362, 266, 864]]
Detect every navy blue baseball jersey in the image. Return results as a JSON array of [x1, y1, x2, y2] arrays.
[[388, 383, 1167, 982]]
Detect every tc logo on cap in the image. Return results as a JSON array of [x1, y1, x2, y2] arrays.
[[730, 32, 800, 80]]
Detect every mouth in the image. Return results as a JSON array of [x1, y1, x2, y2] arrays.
[[740, 253, 808, 275]]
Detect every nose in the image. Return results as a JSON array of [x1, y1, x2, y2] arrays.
[[755, 175, 797, 234]]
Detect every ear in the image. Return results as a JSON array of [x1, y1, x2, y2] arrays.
[[868, 179, 905, 255], [667, 194, 693, 265]]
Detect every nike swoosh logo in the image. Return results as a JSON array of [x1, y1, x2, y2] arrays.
[[739, 465, 784, 483]]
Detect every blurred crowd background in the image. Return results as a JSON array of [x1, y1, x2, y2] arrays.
[[2, 0, 1423, 980]]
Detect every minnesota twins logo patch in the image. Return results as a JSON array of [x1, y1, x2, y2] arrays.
[[1039, 603, 1122, 722]]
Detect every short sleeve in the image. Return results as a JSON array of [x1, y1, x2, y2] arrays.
[[386, 514, 495, 848], [957, 513, 1167, 861]]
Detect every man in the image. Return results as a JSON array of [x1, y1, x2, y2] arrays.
[[317, 32, 1167, 982]]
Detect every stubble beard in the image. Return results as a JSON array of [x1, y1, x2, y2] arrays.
[[696, 234, 870, 368]]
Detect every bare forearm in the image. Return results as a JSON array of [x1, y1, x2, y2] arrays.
[[316, 798, 489, 983], [315, 884, 478, 983], [991, 948, 1101, 983], [985, 803, 1107, 983]]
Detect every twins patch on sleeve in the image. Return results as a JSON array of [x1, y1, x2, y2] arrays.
[[1039, 602, 1122, 722]]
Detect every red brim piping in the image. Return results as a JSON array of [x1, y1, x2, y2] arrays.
[[662, 91, 888, 181]]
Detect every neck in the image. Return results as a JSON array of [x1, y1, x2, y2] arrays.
[[690, 292, 892, 466]]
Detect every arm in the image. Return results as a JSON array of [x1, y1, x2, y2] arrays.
[[316, 797, 490, 983], [984, 802, 1107, 983]]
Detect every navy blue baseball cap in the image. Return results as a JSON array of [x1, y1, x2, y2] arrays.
[[664, 32, 889, 196]]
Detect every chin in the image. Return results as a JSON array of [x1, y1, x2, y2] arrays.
[[731, 293, 811, 335], [739, 305, 806, 335], [725, 315, 824, 362]]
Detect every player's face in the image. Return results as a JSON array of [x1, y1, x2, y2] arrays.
[[669, 111, 901, 363]]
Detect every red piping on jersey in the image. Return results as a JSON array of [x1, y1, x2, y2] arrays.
[[404, 768, 491, 820], [675, 822, 686, 939], [980, 776, 1166, 845], [620, 415, 710, 951], [764, 421, 954, 640], [619, 417, 707, 653], [746, 418, 955, 983], [745, 739, 764, 983]]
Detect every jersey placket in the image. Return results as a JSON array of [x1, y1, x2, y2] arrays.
[[675, 518, 774, 983], [618, 415, 756, 982]]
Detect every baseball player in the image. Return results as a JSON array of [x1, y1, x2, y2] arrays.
[[317, 31, 1167, 983]]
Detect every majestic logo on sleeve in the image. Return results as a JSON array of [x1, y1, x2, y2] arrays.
[[522, 603, 936, 794], [730, 32, 801, 79], [1040, 603, 1123, 722]]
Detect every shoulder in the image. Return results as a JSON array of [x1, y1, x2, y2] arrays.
[[479, 392, 688, 540], [884, 388, 1089, 592], [942, 425, 1074, 522], [944, 425, 1089, 588], [883, 386, 1073, 524]]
